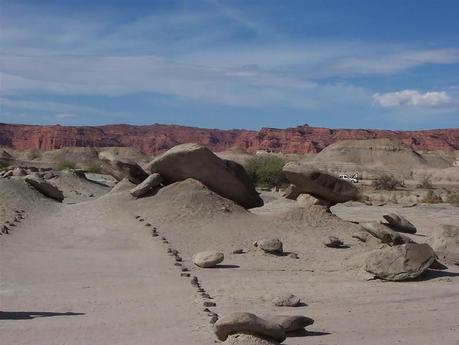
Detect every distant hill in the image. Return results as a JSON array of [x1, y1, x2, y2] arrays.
[[0, 123, 458, 154]]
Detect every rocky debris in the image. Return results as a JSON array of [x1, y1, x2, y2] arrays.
[[203, 301, 216, 307], [12, 167, 26, 177], [360, 222, 414, 246], [282, 184, 301, 200], [223, 333, 280, 345], [288, 253, 299, 259], [24, 175, 64, 202], [254, 239, 283, 254], [282, 163, 358, 204], [193, 251, 224, 268], [232, 249, 245, 254], [431, 224, 459, 265], [99, 151, 148, 184], [272, 294, 301, 307], [130, 173, 164, 198], [145, 143, 263, 208], [383, 213, 417, 234], [265, 315, 314, 332], [365, 243, 436, 281], [214, 312, 286, 342], [323, 236, 345, 248]]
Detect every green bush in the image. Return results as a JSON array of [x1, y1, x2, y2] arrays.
[[245, 155, 286, 187], [372, 174, 404, 191], [55, 161, 76, 171]]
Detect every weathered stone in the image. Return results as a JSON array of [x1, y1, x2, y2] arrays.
[[24, 175, 64, 201], [296, 193, 331, 207], [193, 251, 224, 268], [323, 236, 344, 248], [254, 239, 283, 254], [365, 243, 436, 281], [383, 213, 417, 234], [223, 333, 280, 345], [145, 143, 263, 208], [282, 163, 358, 204], [272, 294, 301, 307], [431, 224, 459, 265], [130, 173, 164, 198], [214, 312, 286, 342], [360, 222, 414, 246], [265, 315, 314, 332], [99, 151, 148, 184]]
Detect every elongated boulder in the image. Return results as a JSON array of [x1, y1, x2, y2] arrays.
[[266, 315, 314, 332], [24, 175, 64, 202], [193, 251, 224, 268], [383, 213, 417, 234], [214, 312, 286, 342], [360, 222, 414, 246], [99, 151, 148, 184], [365, 243, 436, 281], [145, 143, 263, 208], [130, 173, 163, 198], [282, 163, 358, 204], [431, 225, 459, 265]]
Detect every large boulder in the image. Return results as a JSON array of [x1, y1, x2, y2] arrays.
[[99, 151, 148, 184], [145, 143, 263, 208], [130, 173, 163, 198], [282, 163, 358, 204], [193, 251, 224, 268], [24, 175, 64, 202], [214, 312, 286, 342], [431, 225, 459, 265], [266, 315, 314, 332], [360, 222, 414, 246], [383, 213, 417, 234], [365, 243, 436, 281]]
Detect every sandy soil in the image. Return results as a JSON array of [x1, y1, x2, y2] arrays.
[[1, 178, 459, 345]]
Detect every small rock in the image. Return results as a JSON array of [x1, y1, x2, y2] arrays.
[[203, 301, 216, 307], [288, 253, 299, 259], [254, 239, 283, 254], [232, 249, 244, 254], [383, 213, 417, 234], [181, 273, 191, 277], [265, 315, 314, 332], [323, 236, 344, 248], [272, 294, 301, 307], [193, 251, 224, 268]]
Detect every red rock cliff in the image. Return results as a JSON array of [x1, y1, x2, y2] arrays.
[[0, 123, 458, 154]]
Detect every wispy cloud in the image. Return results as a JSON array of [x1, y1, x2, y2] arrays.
[[373, 90, 454, 108]]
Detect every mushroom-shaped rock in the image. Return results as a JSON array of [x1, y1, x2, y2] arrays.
[[130, 173, 164, 198], [214, 312, 286, 342], [383, 213, 417, 234], [223, 334, 279, 345], [272, 294, 301, 307], [193, 251, 224, 268], [365, 243, 436, 281], [360, 222, 414, 246], [254, 239, 283, 254], [282, 163, 358, 204], [431, 224, 459, 265], [24, 175, 64, 202], [266, 315, 314, 332], [145, 143, 263, 208]]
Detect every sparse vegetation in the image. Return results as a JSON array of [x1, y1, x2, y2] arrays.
[[372, 174, 404, 191], [55, 161, 76, 171], [418, 175, 433, 189], [0, 161, 10, 171], [245, 155, 286, 188], [421, 190, 443, 204]]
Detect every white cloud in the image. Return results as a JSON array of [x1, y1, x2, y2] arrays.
[[373, 90, 454, 108]]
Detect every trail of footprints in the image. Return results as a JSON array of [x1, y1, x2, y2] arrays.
[[135, 215, 219, 325], [1, 209, 26, 237]]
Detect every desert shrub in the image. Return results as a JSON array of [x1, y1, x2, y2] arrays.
[[421, 190, 443, 204], [55, 161, 76, 171], [0, 161, 10, 171], [372, 174, 404, 191], [418, 175, 433, 189], [446, 193, 459, 206], [245, 155, 286, 187]]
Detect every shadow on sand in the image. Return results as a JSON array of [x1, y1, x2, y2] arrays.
[[0, 311, 85, 320], [286, 329, 331, 337]]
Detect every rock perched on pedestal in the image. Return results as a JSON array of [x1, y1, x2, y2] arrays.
[[383, 213, 417, 234], [130, 173, 163, 198]]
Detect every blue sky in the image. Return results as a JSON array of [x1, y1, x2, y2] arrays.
[[0, 0, 458, 130]]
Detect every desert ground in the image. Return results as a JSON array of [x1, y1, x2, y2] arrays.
[[1, 140, 458, 345]]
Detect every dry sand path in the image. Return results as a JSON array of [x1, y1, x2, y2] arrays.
[[0, 201, 212, 345]]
